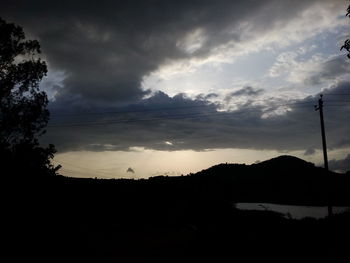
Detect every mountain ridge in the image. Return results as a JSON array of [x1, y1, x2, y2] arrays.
[[185, 155, 349, 205], [12, 155, 350, 207]]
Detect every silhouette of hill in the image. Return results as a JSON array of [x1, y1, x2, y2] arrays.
[[189, 155, 349, 205], [255, 155, 315, 168], [6, 155, 350, 263]]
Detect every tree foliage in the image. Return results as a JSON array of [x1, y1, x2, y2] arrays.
[[340, 3, 350, 59], [0, 17, 59, 177]]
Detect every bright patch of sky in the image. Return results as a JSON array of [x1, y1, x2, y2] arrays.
[[142, 9, 349, 105], [54, 146, 350, 179], [39, 66, 67, 101]]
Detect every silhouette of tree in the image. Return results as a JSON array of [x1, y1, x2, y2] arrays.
[[0, 17, 59, 177], [340, 3, 350, 59]]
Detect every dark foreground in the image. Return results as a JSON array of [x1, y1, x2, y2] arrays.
[[6, 174, 350, 263], [13, 208, 349, 263]]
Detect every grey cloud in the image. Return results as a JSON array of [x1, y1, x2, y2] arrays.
[[224, 86, 264, 104], [127, 167, 135, 174], [42, 81, 350, 153], [304, 148, 316, 156], [329, 154, 350, 172], [3, 0, 348, 154], [304, 56, 350, 86], [333, 139, 350, 148], [2, 0, 326, 106], [230, 87, 264, 97], [196, 93, 219, 100]]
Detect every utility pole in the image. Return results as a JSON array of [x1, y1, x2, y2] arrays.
[[315, 94, 332, 217]]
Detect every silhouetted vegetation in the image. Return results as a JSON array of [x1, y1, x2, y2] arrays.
[[7, 155, 350, 262], [340, 2, 350, 58], [0, 17, 59, 178]]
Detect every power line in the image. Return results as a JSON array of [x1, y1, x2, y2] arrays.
[[48, 103, 348, 128], [45, 93, 349, 128], [325, 103, 350, 106], [46, 92, 350, 120], [47, 102, 317, 128], [50, 104, 217, 118], [323, 93, 350, 96], [48, 111, 224, 127], [49, 98, 314, 118], [324, 100, 350, 102]]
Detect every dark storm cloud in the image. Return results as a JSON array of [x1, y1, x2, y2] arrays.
[[2, 0, 321, 105], [42, 81, 350, 153], [3, 0, 348, 153]]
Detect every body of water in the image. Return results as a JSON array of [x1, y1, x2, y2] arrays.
[[236, 203, 350, 219]]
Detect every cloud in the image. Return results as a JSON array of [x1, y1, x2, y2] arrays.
[[329, 154, 350, 172], [224, 86, 264, 105], [0, 0, 256, 104], [2, 0, 346, 106], [269, 51, 350, 89], [302, 56, 350, 86], [268, 50, 303, 78], [229, 86, 264, 97], [42, 81, 350, 153], [304, 148, 316, 156], [126, 167, 135, 174], [3, 0, 349, 155]]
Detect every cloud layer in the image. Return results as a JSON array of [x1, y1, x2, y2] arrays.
[[43, 81, 350, 154], [3, 0, 346, 105], [2, 0, 349, 155]]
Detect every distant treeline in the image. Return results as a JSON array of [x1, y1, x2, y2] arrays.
[[6, 155, 350, 263], [11, 155, 349, 223]]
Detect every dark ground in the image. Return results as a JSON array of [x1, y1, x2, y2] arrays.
[[5, 156, 350, 262], [6, 173, 350, 263]]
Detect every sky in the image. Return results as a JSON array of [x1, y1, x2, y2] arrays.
[[2, 0, 350, 178]]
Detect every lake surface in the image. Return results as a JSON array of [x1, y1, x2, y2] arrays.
[[236, 203, 350, 219]]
